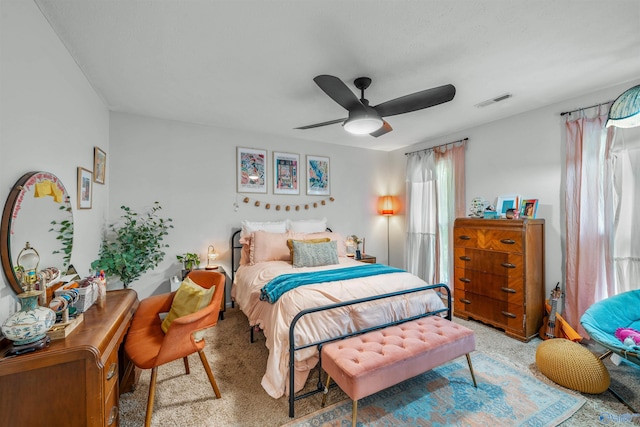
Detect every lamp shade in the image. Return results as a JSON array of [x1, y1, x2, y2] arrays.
[[343, 109, 383, 135], [379, 195, 397, 216], [606, 84, 640, 128]]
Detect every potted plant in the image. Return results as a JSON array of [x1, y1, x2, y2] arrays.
[[91, 202, 173, 288], [177, 252, 201, 271]]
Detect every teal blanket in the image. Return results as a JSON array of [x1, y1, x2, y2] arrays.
[[259, 264, 405, 303]]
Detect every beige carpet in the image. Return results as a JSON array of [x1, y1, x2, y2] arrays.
[[119, 307, 639, 426]]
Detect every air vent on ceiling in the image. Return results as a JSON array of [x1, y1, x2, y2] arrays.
[[475, 93, 513, 108]]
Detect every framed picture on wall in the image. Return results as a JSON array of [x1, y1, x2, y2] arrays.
[[496, 195, 519, 218], [77, 167, 93, 209], [237, 147, 267, 193], [520, 198, 538, 218], [306, 155, 330, 196], [273, 151, 299, 195], [93, 146, 106, 184]]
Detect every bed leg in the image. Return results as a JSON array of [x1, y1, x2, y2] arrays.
[[321, 375, 331, 407]]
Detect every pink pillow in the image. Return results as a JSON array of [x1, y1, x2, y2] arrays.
[[238, 235, 251, 265], [303, 231, 346, 257], [250, 230, 296, 264]]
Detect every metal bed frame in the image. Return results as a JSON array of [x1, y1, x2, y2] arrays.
[[229, 228, 451, 417]]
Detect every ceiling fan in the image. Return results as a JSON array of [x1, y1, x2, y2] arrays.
[[295, 75, 456, 137]]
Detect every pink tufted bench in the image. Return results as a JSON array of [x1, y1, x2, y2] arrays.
[[321, 315, 477, 426]]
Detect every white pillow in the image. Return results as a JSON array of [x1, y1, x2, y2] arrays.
[[287, 217, 327, 233], [241, 219, 287, 237]]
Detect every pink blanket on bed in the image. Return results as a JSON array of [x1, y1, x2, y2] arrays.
[[232, 258, 445, 398]]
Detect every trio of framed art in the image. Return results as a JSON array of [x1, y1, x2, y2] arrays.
[[237, 147, 330, 196], [496, 194, 539, 219], [76, 146, 106, 210]]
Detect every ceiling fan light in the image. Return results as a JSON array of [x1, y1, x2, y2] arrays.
[[606, 84, 640, 128], [343, 114, 383, 135]]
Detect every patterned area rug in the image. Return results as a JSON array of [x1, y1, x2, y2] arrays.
[[282, 352, 586, 427]]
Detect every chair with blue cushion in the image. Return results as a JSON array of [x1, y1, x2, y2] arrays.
[[580, 289, 640, 411]]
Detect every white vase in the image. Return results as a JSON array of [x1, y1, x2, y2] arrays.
[[2, 291, 56, 345]]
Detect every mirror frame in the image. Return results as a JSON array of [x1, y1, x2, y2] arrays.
[[1, 172, 73, 294]]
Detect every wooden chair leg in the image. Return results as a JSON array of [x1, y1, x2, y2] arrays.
[[145, 367, 158, 427], [183, 356, 190, 374], [198, 349, 221, 398], [466, 353, 478, 388]]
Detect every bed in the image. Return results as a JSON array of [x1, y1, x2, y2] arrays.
[[230, 220, 447, 411]]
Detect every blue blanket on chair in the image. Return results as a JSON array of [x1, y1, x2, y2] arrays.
[[259, 264, 405, 303]]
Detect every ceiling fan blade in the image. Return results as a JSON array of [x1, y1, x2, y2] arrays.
[[314, 75, 365, 112], [294, 117, 346, 130], [373, 84, 456, 117], [370, 120, 393, 137]]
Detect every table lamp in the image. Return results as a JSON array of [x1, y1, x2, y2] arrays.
[[205, 245, 219, 270]]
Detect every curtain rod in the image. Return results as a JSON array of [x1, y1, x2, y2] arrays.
[[560, 100, 613, 116], [404, 138, 468, 156]]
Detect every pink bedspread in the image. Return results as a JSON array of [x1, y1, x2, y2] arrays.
[[231, 258, 445, 398]]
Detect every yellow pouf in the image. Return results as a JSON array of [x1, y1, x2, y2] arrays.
[[536, 338, 610, 394]]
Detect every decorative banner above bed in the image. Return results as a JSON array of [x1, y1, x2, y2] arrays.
[[235, 195, 335, 212]]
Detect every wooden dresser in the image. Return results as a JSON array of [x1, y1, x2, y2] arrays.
[[453, 218, 545, 341], [0, 289, 138, 427]]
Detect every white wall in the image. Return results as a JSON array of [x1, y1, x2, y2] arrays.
[[389, 78, 640, 296], [0, 0, 110, 326], [108, 113, 391, 300]]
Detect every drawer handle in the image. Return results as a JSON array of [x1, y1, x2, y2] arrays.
[[501, 287, 517, 294], [108, 405, 118, 426], [458, 277, 471, 283], [459, 235, 471, 240], [459, 256, 471, 261], [106, 362, 118, 381], [459, 298, 471, 304], [501, 262, 516, 269], [501, 311, 517, 318], [500, 239, 516, 244]]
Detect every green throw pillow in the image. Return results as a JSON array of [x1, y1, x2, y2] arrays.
[[292, 240, 339, 268], [161, 276, 215, 340]]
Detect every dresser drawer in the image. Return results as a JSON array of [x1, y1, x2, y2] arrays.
[[454, 228, 479, 248], [482, 230, 523, 252], [454, 248, 523, 277], [104, 382, 119, 426], [104, 347, 119, 390], [454, 291, 525, 333], [454, 267, 524, 305]]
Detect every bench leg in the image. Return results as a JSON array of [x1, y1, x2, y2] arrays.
[[466, 353, 478, 388], [352, 399, 358, 427], [321, 375, 332, 407]]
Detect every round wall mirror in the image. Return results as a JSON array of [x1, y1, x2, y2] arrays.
[[1, 172, 74, 294]]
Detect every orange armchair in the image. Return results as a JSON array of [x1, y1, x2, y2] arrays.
[[124, 270, 225, 427]]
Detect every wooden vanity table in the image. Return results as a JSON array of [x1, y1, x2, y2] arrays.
[[0, 289, 138, 427]]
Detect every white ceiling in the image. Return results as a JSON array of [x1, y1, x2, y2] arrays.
[[34, 0, 640, 151]]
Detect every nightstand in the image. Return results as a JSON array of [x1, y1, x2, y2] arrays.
[[358, 254, 377, 264]]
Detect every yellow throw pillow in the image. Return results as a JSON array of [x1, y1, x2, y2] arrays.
[[286, 237, 330, 260], [161, 277, 215, 336]]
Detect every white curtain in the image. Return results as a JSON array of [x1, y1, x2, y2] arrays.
[[405, 141, 466, 285], [611, 127, 640, 294], [564, 105, 616, 335]]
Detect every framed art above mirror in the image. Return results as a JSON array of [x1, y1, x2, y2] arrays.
[[1, 172, 74, 294]]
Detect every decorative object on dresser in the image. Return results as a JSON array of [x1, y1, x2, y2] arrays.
[[496, 195, 519, 218], [124, 271, 225, 427], [453, 218, 545, 341], [0, 289, 139, 427], [520, 198, 539, 218]]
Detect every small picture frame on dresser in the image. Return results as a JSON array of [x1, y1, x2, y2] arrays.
[[496, 195, 519, 218], [520, 199, 538, 218]]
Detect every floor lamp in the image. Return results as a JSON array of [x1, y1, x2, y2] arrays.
[[379, 196, 397, 265]]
